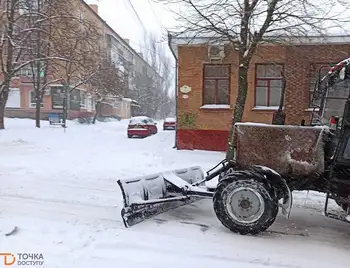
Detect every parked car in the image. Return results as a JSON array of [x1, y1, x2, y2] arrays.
[[163, 117, 176, 130], [127, 116, 158, 138]]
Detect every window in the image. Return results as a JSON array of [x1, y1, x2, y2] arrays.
[[16, 63, 44, 78], [142, 66, 147, 75], [113, 99, 121, 108], [29, 91, 44, 108], [309, 64, 333, 108], [17, 67, 33, 77], [343, 138, 350, 160], [6, 88, 21, 108], [203, 64, 230, 105], [80, 91, 87, 109], [255, 64, 283, 107], [51, 86, 65, 109]]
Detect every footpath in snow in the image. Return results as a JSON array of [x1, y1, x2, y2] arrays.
[[0, 118, 350, 268]]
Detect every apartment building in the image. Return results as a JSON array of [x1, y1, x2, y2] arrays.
[[4, 1, 158, 120]]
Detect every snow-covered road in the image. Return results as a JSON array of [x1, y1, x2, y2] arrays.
[[0, 118, 350, 268]]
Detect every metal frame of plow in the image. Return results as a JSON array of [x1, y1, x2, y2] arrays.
[[324, 193, 350, 224], [117, 166, 214, 227]]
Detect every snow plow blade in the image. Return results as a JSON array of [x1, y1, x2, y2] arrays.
[[117, 166, 213, 227]]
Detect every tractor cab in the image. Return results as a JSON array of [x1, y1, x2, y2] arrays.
[[311, 59, 350, 128], [310, 58, 350, 220], [310, 59, 350, 164]]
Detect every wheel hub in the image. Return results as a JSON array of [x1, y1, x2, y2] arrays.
[[239, 199, 251, 209], [226, 187, 265, 224]]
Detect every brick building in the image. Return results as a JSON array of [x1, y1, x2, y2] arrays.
[[4, 1, 157, 121], [169, 36, 350, 151]]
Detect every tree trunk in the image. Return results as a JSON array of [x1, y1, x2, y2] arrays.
[[226, 65, 249, 160], [0, 100, 5, 130], [35, 95, 41, 128], [0, 83, 10, 130], [92, 102, 101, 124]]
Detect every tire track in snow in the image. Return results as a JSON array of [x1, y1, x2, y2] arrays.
[[0, 194, 122, 227]]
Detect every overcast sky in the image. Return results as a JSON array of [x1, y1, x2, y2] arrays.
[[84, 0, 176, 56]]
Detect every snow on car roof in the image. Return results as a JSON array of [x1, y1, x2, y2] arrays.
[[131, 116, 149, 119], [165, 117, 176, 122], [129, 116, 149, 124]]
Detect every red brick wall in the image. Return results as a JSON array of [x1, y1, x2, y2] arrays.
[[284, 45, 350, 124], [177, 43, 350, 151]]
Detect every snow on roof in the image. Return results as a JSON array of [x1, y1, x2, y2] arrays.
[[169, 34, 350, 59], [122, 98, 132, 102]]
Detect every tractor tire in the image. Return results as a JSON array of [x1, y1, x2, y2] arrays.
[[213, 171, 278, 235]]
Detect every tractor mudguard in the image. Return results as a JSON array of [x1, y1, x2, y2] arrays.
[[252, 165, 293, 219]]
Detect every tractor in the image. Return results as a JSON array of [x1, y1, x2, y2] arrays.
[[117, 57, 350, 235]]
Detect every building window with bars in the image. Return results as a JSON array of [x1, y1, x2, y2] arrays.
[[202, 64, 230, 105]]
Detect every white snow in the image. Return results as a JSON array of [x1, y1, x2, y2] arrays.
[[254, 165, 280, 176], [200, 104, 231, 109], [164, 117, 176, 122], [1, 118, 350, 268], [253, 106, 280, 110]]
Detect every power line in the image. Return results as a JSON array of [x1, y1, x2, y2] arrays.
[[147, 0, 166, 31], [124, 0, 148, 36], [128, 39, 176, 72]]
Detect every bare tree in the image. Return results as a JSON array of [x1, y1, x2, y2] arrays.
[[0, 0, 93, 129], [49, 1, 104, 125], [0, 0, 47, 129], [89, 56, 127, 124], [22, 0, 59, 128], [131, 33, 174, 119], [155, 0, 350, 158]]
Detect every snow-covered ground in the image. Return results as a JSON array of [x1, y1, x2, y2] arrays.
[[1, 118, 350, 268]]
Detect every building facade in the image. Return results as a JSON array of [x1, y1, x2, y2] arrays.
[[4, 2, 158, 121], [169, 36, 350, 152]]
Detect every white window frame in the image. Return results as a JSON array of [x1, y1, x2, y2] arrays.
[[29, 91, 44, 108], [80, 90, 87, 109]]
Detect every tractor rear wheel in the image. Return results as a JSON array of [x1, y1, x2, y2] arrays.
[[213, 171, 278, 235]]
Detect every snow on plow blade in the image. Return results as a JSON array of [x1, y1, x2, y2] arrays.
[[117, 166, 211, 227]]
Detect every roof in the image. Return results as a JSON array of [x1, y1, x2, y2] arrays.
[[168, 33, 350, 59]]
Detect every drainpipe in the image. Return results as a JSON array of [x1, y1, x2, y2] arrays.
[[168, 31, 178, 149]]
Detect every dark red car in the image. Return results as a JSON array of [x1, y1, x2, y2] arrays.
[[127, 116, 158, 138], [163, 117, 176, 130]]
